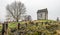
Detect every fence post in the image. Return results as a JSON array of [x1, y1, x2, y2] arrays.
[[25, 23, 27, 27], [5, 22, 8, 35], [42, 22, 43, 25], [2, 24, 5, 35], [2, 22, 8, 35], [17, 23, 20, 35], [36, 23, 38, 26], [18, 23, 20, 30]]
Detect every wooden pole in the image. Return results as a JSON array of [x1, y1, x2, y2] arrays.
[[2, 24, 5, 35], [2, 22, 8, 35], [18, 23, 20, 30], [17, 23, 20, 35]]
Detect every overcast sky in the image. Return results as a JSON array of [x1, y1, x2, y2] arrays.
[[0, 0, 60, 22]]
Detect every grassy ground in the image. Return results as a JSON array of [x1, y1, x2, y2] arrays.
[[0, 20, 60, 35]]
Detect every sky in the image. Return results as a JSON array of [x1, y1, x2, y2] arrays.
[[0, 0, 60, 22]]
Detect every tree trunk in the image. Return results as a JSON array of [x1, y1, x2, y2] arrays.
[[17, 19, 18, 22]]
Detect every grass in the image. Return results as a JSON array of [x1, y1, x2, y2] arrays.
[[0, 19, 60, 35], [0, 24, 2, 32], [33, 19, 57, 23], [8, 23, 17, 28]]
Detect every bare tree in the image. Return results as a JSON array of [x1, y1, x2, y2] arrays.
[[24, 15, 32, 21], [6, 1, 26, 22]]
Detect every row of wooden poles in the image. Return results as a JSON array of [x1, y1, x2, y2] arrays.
[[1, 21, 51, 35], [1, 22, 39, 35], [2, 22, 8, 35]]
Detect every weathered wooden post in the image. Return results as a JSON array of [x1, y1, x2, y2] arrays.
[[2, 22, 8, 35], [18, 23, 20, 30], [17, 23, 20, 35], [45, 22, 48, 25], [36, 23, 38, 26], [4, 22, 8, 35], [5, 23, 8, 35], [42, 22, 43, 25], [25, 23, 27, 27], [2, 24, 5, 35]]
